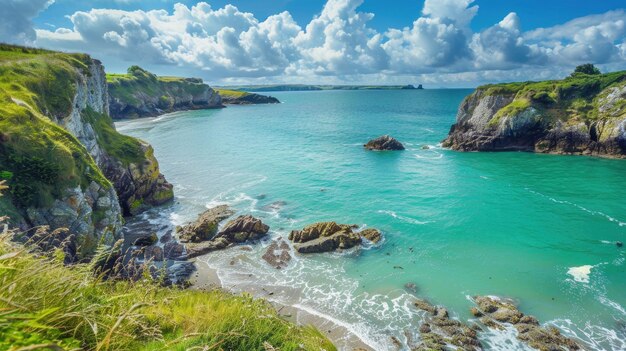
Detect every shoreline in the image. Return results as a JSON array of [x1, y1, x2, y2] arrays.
[[189, 257, 375, 351]]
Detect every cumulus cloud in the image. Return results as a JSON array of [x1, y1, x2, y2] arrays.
[[28, 0, 626, 83], [0, 0, 53, 45]]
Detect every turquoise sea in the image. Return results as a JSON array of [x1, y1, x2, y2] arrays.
[[117, 90, 626, 351]]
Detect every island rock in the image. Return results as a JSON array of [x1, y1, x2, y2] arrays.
[[364, 135, 406, 151], [288, 222, 382, 253]]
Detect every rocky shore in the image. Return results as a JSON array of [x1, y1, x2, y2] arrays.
[[443, 70, 626, 158]]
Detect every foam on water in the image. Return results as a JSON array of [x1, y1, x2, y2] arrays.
[[567, 265, 594, 283], [377, 210, 430, 225]]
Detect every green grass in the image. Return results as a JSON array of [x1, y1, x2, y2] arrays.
[[478, 70, 626, 127], [81, 107, 145, 166], [0, 222, 336, 351], [215, 88, 250, 98]]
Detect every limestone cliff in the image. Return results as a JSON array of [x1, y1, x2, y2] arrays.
[[0, 44, 172, 258], [108, 66, 222, 119], [443, 71, 626, 158]]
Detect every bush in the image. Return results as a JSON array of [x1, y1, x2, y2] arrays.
[[572, 63, 601, 76]]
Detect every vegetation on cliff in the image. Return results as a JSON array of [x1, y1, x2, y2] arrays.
[[215, 88, 280, 105], [0, 44, 110, 208], [444, 65, 626, 156], [107, 66, 221, 118]]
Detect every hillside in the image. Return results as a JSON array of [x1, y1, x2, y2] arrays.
[[443, 69, 626, 157], [0, 44, 172, 259], [107, 66, 222, 119]]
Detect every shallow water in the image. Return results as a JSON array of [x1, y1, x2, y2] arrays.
[[117, 89, 626, 350]]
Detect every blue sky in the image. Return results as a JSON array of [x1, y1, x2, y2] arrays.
[[3, 0, 626, 86]]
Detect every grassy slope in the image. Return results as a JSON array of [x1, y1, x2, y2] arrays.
[[0, 226, 335, 351], [478, 71, 626, 127], [214, 88, 250, 99], [0, 44, 111, 208]]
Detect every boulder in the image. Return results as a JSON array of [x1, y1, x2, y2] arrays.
[[413, 299, 481, 351], [360, 228, 382, 243], [143, 245, 164, 261], [178, 205, 234, 243], [364, 135, 405, 151], [133, 233, 157, 247], [216, 215, 269, 243], [163, 242, 185, 260]]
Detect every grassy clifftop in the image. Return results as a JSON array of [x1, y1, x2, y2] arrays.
[[478, 70, 626, 127], [107, 66, 221, 118], [0, 44, 110, 208]]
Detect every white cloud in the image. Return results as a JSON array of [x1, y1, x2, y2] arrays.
[[0, 0, 54, 45], [26, 0, 626, 84]]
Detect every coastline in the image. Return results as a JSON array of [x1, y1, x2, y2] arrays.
[[190, 256, 375, 351]]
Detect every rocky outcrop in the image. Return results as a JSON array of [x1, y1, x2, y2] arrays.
[[178, 209, 269, 259], [364, 135, 405, 151], [215, 215, 269, 243], [443, 72, 626, 158], [288, 222, 382, 253], [413, 299, 481, 351], [108, 66, 223, 119], [471, 296, 581, 350], [177, 205, 235, 243]]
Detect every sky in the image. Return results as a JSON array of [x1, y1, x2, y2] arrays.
[[1, 0, 626, 87]]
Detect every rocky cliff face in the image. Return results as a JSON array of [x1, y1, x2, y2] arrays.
[[0, 45, 173, 258], [52, 61, 174, 216], [443, 72, 626, 158], [108, 66, 222, 119]]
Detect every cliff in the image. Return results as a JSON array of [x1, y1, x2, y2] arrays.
[[107, 66, 222, 119], [443, 71, 626, 158], [0, 44, 172, 258], [215, 88, 280, 105]]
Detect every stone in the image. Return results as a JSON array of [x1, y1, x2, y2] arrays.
[[262, 239, 292, 269], [134, 233, 157, 246], [178, 205, 234, 243], [617, 241, 623, 248], [404, 282, 418, 294], [163, 242, 185, 260], [216, 215, 269, 243], [143, 245, 164, 261], [364, 135, 405, 151], [360, 228, 382, 243]]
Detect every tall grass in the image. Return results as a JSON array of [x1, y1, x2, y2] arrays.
[[0, 184, 335, 351]]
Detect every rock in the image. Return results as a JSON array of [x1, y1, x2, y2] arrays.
[[617, 241, 623, 248], [360, 228, 382, 243], [178, 205, 234, 243], [262, 239, 292, 269], [134, 233, 158, 246], [143, 245, 164, 261], [413, 299, 481, 351], [420, 145, 431, 149], [472, 296, 581, 350], [216, 215, 269, 243], [364, 135, 405, 151], [218, 91, 280, 105], [289, 222, 381, 254], [163, 242, 185, 260]]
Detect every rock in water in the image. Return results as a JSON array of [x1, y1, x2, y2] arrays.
[[364, 135, 405, 151], [617, 241, 623, 248], [288, 222, 382, 253], [413, 298, 481, 351], [262, 239, 292, 269], [472, 296, 581, 350], [216, 215, 270, 243], [177, 205, 234, 243]]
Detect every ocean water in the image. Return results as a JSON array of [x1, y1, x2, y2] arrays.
[[116, 90, 626, 351]]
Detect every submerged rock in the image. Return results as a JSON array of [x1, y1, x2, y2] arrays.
[[262, 238, 292, 269], [288, 222, 381, 253], [364, 135, 405, 151], [472, 296, 581, 350], [177, 205, 234, 243]]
